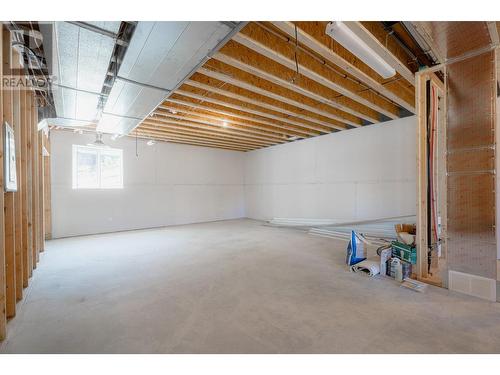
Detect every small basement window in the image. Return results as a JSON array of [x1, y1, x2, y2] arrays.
[[72, 145, 123, 189]]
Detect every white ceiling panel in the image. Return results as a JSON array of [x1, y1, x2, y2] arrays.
[[52, 21, 116, 124], [97, 21, 239, 135], [98, 113, 140, 135], [85, 21, 121, 34]]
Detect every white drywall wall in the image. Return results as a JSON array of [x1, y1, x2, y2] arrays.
[[244, 116, 416, 222], [51, 131, 245, 238]]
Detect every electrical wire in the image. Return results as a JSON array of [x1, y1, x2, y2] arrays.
[[291, 24, 300, 84]]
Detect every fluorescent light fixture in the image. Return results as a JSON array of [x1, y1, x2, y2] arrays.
[[169, 109, 178, 115], [87, 133, 108, 148], [325, 22, 396, 79], [147, 139, 156, 146], [222, 120, 228, 128], [287, 135, 299, 141]]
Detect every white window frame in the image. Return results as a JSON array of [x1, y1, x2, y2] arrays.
[[72, 145, 124, 189]]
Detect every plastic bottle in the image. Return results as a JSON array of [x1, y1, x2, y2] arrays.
[[392, 258, 403, 282]]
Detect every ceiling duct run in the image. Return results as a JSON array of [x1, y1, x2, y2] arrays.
[[96, 21, 244, 135]]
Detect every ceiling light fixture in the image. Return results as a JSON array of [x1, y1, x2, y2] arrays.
[[170, 109, 178, 115], [147, 139, 156, 146], [222, 120, 228, 128], [325, 22, 396, 79], [87, 132, 108, 148], [111, 134, 119, 141]]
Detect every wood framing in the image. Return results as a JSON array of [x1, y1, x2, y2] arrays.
[[136, 22, 418, 151], [0, 24, 47, 341], [416, 70, 446, 284], [0, 24, 6, 341], [3, 27, 16, 318]]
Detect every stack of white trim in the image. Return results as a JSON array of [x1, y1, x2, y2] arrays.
[[267, 215, 416, 246]]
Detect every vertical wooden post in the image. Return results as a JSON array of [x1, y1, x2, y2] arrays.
[[26, 92, 33, 276], [44, 133, 51, 240], [20, 88, 29, 287], [31, 95, 39, 266], [38, 128, 44, 252], [12, 50, 23, 301], [0, 22, 6, 341], [2, 26, 16, 319]]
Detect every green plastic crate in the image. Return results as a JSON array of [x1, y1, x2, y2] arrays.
[[391, 241, 417, 265]]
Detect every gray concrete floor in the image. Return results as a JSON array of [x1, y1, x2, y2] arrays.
[[1, 218, 499, 353]]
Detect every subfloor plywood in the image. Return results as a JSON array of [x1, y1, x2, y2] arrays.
[[1, 219, 500, 354]]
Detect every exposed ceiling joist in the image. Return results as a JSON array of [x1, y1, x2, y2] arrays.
[[175, 88, 330, 134], [133, 132, 252, 151], [233, 23, 400, 120], [197, 66, 360, 128], [137, 21, 420, 151], [270, 21, 415, 113], [165, 98, 315, 137], [145, 116, 284, 144], [154, 108, 287, 141], [185, 77, 349, 130], [213, 50, 381, 122], [343, 22, 415, 85]]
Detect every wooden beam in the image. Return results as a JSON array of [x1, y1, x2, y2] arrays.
[[164, 98, 313, 138], [147, 114, 285, 143], [38, 129, 44, 253], [187, 75, 351, 129], [234, 23, 399, 120], [31, 93, 39, 267], [132, 130, 253, 151], [2, 26, 16, 318], [26, 92, 33, 277], [12, 50, 23, 301], [44, 132, 51, 240], [20, 88, 29, 286], [344, 22, 415, 85], [271, 21, 415, 112], [0, 24, 6, 341], [155, 106, 287, 141], [130, 133, 249, 152], [487, 21, 499, 46], [176, 88, 330, 134], [139, 123, 272, 148], [198, 65, 363, 127], [213, 49, 390, 123]]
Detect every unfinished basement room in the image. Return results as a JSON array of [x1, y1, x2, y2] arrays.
[[1, 2, 500, 368]]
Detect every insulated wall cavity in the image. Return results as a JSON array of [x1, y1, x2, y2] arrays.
[[446, 51, 497, 280]]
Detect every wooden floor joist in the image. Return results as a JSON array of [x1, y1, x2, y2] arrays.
[[146, 115, 286, 144], [137, 21, 418, 151], [234, 23, 400, 120], [270, 21, 415, 112], [176, 88, 331, 134], [154, 108, 287, 141], [198, 65, 362, 127], [186, 75, 351, 129], [164, 98, 314, 137], [139, 124, 272, 148], [346, 22, 416, 86], [168, 94, 319, 137], [213, 50, 383, 121]]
